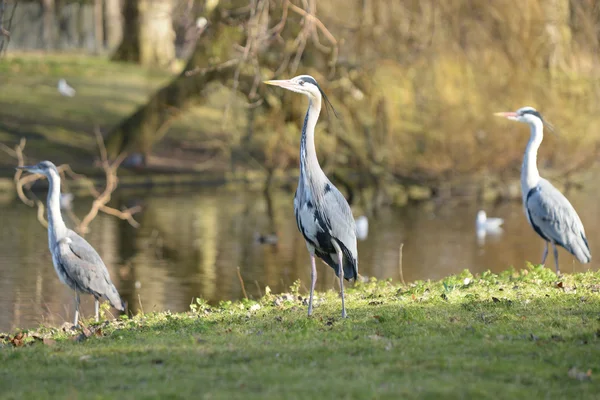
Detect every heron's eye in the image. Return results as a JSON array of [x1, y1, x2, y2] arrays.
[[299, 81, 304, 86]]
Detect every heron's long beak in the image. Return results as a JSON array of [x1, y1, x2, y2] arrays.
[[15, 165, 38, 173], [494, 112, 517, 118], [263, 79, 295, 89]]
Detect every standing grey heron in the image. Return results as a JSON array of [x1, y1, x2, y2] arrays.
[[17, 161, 125, 326], [495, 107, 591, 273], [264, 75, 358, 318]]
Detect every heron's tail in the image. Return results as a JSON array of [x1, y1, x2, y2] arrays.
[[570, 233, 591, 264], [105, 284, 126, 311]]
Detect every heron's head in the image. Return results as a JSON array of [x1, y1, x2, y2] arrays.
[[494, 106, 555, 132], [16, 160, 59, 177], [264, 75, 324, 100]]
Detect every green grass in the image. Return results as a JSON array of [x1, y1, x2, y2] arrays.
[[1, 265, 599, 399]]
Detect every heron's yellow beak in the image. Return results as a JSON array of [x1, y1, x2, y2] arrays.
[[263, 79, 295, 89], [494, 112, 517, 118]]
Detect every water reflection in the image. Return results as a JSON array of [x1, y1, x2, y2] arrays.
[[0, 184, 598, 331]]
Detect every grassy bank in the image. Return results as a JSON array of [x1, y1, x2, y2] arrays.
[[0, 53, 245, 177], [1, 266, 599, 399]]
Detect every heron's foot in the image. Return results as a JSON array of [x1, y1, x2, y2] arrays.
[[307, 307, 313, 317], [341, 309, 347, 319]]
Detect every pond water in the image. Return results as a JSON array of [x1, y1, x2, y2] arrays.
[[1, 183, 599, 332]]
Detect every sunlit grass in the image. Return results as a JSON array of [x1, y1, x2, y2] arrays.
[[1, 266, 599, 398]]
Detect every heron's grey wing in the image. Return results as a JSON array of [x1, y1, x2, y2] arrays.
[[65, 231, 106, 268], [55, 236, 109, 297], [319, 182, 358, 261], [57, 232, 125, 309], [526, 180, 590, 262]]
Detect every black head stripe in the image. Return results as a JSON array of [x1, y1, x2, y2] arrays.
[[521, 109, 543, 120], [300, 76, 318, 86]]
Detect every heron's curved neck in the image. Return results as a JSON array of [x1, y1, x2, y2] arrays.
[[521, 119, 543, 194], [300, 96, 326, 185], [46, 170, 67, 246]]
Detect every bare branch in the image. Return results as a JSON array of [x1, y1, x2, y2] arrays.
[[5, 131, 141, 235]]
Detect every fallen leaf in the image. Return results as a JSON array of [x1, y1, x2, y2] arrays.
[[441, 293, 448, 301], [10, 332, 26, 347], [556, 282, 564, 288], [492, 297, 500, 303]]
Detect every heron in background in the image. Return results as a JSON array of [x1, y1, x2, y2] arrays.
[[264, 75, 358, 318], [495, 107, 591, 273], [17, 161, 125, 326]]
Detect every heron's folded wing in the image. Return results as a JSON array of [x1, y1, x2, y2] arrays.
[[57, 231, 113, 294], [527, 181, 585, 246], [320, 183, 357, 259]]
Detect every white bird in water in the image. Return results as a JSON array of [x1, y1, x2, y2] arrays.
[[495, 107, 591, 273], [355, 215, 369, 241], [58, 79, 76, 97], [476, 210, 504, 232], [475, 210, 503, 246]]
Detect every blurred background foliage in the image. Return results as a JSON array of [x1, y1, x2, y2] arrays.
[[2, 0, 600, 206]]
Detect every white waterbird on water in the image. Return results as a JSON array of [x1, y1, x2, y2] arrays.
[[494, 107, 591, 273], [355, 215, 369, 241], [476, 210, 504, 232]]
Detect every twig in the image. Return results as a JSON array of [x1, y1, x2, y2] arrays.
[[138, 294, 144, 315], [184, 58, 240, 77], [237, 266, 248, 300], [254, 280, 263, 298], [398, 243, 405, 285]]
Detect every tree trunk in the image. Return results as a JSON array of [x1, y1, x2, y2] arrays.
[[94, 0, 104, 53], [105, 3, 247, 157], [111, 0, 139, 62], [139, 0, 175, 67], [104, 0, 123, 52], [110, 0, 175, 67], [41, 0, 56, 49]]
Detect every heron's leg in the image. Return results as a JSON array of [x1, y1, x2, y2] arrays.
[[541, 242, 549, 265], [552, 243, 560, 275], [337, 250, 347, 319], [73, 292, 80, 327], [308, 254, 317, 317], [94, 298, 100, 322]]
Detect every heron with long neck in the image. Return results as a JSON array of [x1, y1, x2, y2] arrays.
[[495, 107, 591, 273], [265, 75, 358, 318], [17, 161, 125, 326]]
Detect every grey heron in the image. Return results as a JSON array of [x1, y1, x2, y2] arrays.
[[495, 107, 591, 273], [264, 75, 358, 318], [17, 161, 125, 326]]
